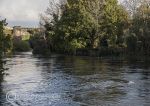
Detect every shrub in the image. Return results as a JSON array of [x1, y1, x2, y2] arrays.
[[13, 40, 31, 52], [126, 33, 138, 52], [29, 33, 51, 55]]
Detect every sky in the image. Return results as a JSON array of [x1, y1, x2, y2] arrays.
[[0, 0, 49, 27]]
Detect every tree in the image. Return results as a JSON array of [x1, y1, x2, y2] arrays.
[[99, 0, 129, 47], [55, 0, 103, 50], [40, 0, 66, 52], [80, 0, 105, 48], [41, 0, 129, 53], [132, 3, 150, 54], [0, 19, 12, 57], [115, 5, 129, 46], [126, 33, 138, 52]]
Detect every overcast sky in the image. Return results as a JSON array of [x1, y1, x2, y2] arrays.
[[0, 0, 49, 27]]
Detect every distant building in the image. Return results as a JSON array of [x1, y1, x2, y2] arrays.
[[4, 26, 13, 30], [4, 26, 13, 35], [12, 26, 41, 40], [13, 26, 31, 37]]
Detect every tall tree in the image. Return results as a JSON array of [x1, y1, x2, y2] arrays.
[[80, 0, 105, 48], [42, 0, 129, 52], [132, 3, 150, 54], [0, 19, 12, 57], [100, 0, 129, 47]]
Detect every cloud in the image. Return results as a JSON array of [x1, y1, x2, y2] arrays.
[[0, 0, 49, 27]]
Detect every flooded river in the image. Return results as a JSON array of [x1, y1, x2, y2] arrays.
[[0, 52, 150, 106]]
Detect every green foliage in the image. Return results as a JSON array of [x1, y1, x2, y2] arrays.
[[126, 33, 138, 52], [102, 0, 129, 47], [29, 33, 51, 55], [44, 0, 88, 52], [22, 35, 30, 41], [13, 39, 31, 52], [43, 0, 129, 52], [37, 0, 149, 56], [0, 19, 12, 57], [129, 3, 150, 55]]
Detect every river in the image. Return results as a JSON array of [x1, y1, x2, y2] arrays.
[[0, 52, 150, 106]]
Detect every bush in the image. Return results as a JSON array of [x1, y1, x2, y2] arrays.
[[29, 34, 51, 55], [13, 40, 31, 52], [32, 39, 51, 55], [126, 33, 138, 52], [99, 46, 125, 56]]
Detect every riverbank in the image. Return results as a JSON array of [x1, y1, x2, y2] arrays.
[[49, 47, 150, 59]]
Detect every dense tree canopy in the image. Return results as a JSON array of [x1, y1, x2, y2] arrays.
[[34, 0, 150, 56], [41, 0, 129, 51]]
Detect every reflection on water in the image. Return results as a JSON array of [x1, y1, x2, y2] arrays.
[[0, 52, 150, 106]]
